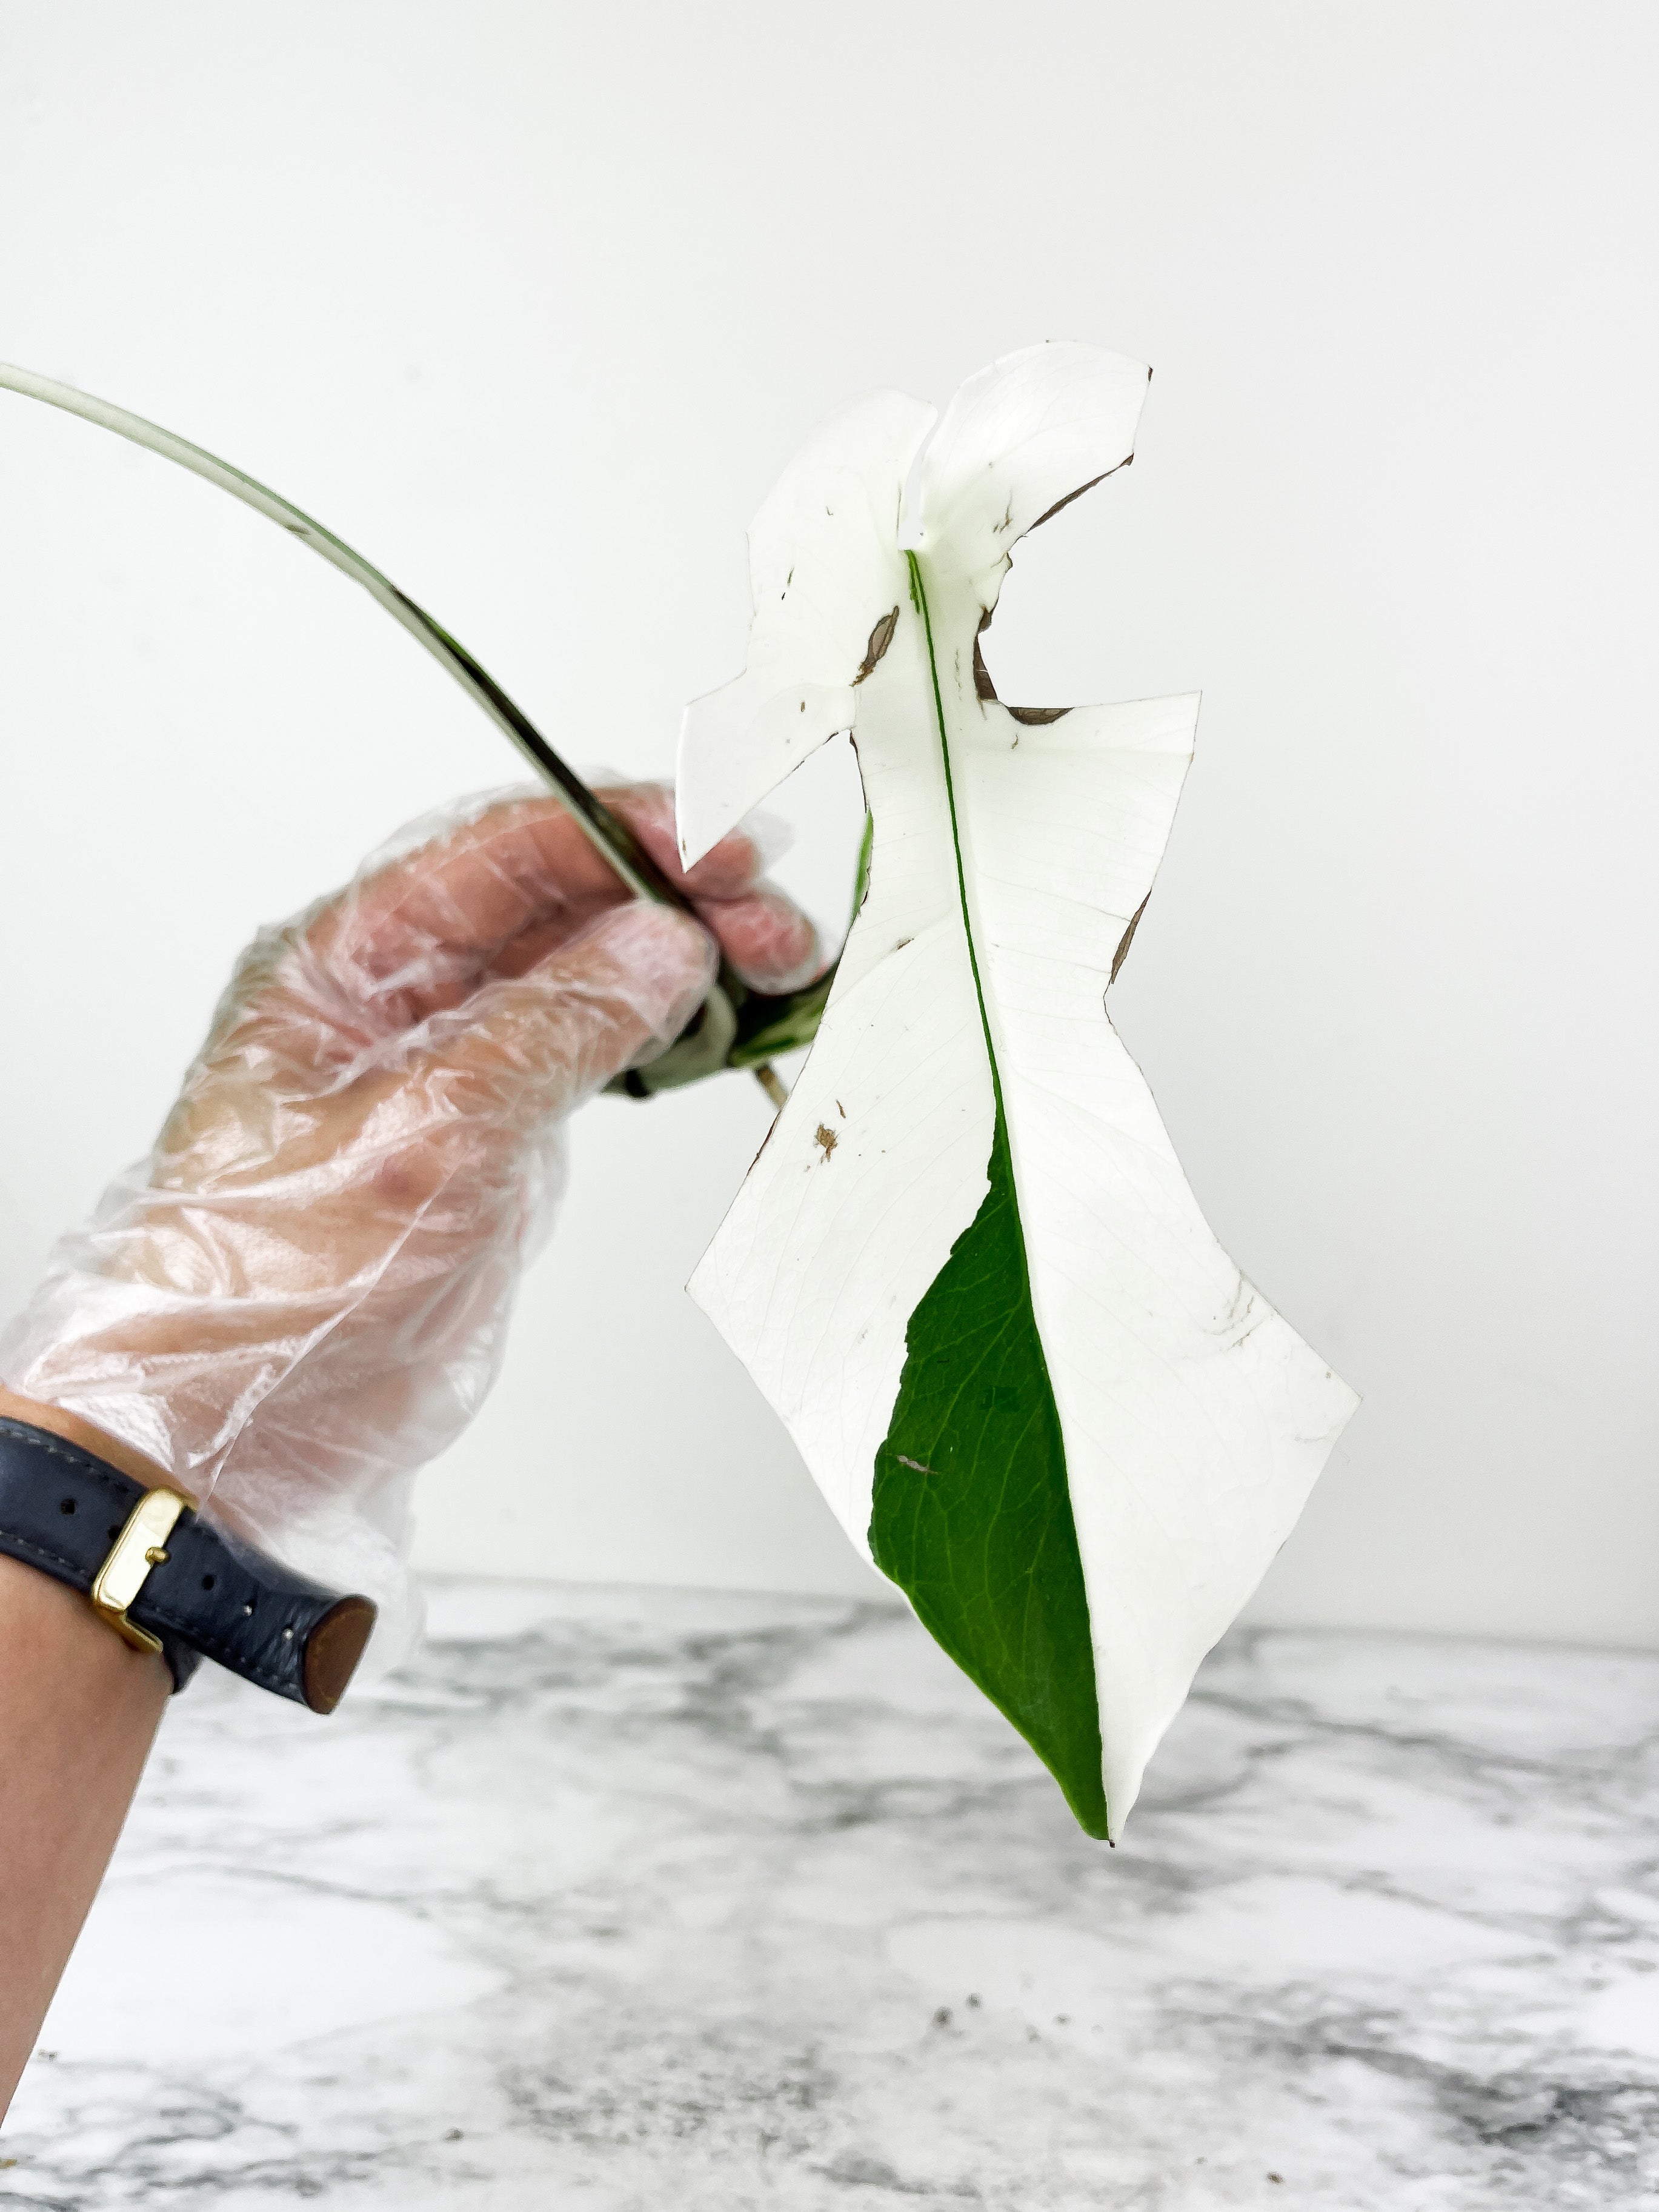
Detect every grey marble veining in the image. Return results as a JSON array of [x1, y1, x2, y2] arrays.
[[5, 1582, 1657, 2208]]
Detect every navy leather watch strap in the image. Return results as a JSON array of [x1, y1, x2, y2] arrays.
[[0, 1418, 375, 1711]]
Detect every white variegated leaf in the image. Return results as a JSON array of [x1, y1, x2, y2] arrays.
[[679, 344, 1357, 1838]]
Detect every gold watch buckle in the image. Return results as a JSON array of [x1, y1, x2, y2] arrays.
[[91, 1488, 188, 1655]]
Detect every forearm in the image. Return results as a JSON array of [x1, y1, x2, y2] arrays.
[[0, 1390, 172, 2117]]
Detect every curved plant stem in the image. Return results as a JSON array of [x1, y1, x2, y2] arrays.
[[0, 361, 668, 900], [0, 362, 803, 1103]]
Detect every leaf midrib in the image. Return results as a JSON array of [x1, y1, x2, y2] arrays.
[[903, 550, 1005, 1126]]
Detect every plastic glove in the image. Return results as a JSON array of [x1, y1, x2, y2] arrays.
[[0, 783, 817, 1666]]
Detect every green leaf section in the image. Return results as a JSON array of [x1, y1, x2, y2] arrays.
[[867, 557, 1108, 1839], [868, 1111, 1109, 1839]]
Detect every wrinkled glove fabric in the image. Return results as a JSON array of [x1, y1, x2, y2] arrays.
[[0, 784, 811, 1669]]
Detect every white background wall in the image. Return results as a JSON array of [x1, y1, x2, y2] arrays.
[[0, 3, 1653, 1647]]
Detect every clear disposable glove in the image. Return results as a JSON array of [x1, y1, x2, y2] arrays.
[[0, 783, 817, 1667]]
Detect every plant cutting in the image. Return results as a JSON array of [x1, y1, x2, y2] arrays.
[[0, 344, 1354, 1840]]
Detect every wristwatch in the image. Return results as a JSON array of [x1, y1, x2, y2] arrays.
[[0, 1417, 376, 1712]]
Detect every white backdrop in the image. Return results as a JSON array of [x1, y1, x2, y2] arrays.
[[0, 2, 1653, 1646]]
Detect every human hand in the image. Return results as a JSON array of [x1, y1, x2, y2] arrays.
[[0, 782, 817, 1660]]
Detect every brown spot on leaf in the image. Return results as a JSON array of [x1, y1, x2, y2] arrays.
[[854, 606, 900, 684], [814, 1123, 838, 1161], [897, 1453, 936, 1475], [1108, 894, 1150, 988], [1030, 452, 1132, 533], [1008, 704, 1070, 726]]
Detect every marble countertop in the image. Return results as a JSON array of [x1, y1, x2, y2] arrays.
[[5, 1581, 1657, 2209]]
